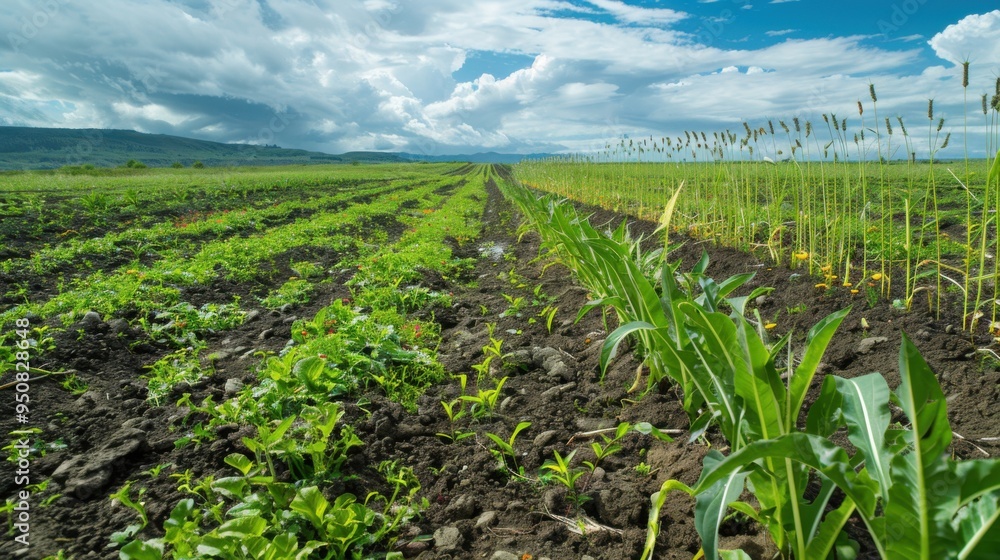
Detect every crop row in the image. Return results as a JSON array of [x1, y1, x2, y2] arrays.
[[502, 178, 1000, 560], [1, 163, 493, 558]]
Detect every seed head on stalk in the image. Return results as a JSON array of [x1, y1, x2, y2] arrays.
[[937, 117, 945, 132], [983, 94, 989, 115], [869, 83, 877, 102], [897, 116, 908, 136], [962, 61, 970, 88], [928, 99, 934, 120], [858, 101, 864, 116], [793, 117, 801, 132], [885, 117, 893, 135], [941, 132, 951, 150]]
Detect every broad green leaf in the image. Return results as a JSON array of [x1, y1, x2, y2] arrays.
[[954, 459, 1000, 505], [224, 452, 255, 476], [679, 304, 743, 446], [834, 373, 892, 502], [805, 376, 843, 438], [733, 318, 785, 441], [802, 478, 855, 559], [291, 486, 329, 530], [119, 539, 165, 560], [695, 450, 751, 560], [600, 320, 656, 375], [787, 308, 850, 431], [955, 490, 1000, 560], [692, 433, 878, 520], [293, 356, 327, 391], [211, 476, 249, 500], [217, 515, 267, 538], [196, 535, 231, 556], [882, 333, 955, 560]]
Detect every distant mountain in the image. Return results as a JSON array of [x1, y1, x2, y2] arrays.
[[398, 151, 555, 164], [0, 126, 556, 170], [0, 127, 406, 170]]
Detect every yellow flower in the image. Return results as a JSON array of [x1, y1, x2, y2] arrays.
[[820, 264, 832, 273], [850, 289, 860, 294], [764, 322, 777, 330], [871, 273, 883, 281], [793, 250, 809, 261], [815, 283, 829, 289]]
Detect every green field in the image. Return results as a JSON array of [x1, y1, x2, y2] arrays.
[[1, 161, 999, 560]]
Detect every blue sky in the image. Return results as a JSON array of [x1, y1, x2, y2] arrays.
[[1, 1, 999, 158]]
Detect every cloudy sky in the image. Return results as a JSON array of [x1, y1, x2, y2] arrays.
[[1, 0, 999, 158]]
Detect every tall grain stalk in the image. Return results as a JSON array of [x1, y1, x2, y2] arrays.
[[869, 84, 888, 295], [920, 100, 945, 317], [897, 115, 916, 304], [961, 62, 973, 330]]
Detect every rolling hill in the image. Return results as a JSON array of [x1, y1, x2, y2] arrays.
[[0, 127, 554, 170]]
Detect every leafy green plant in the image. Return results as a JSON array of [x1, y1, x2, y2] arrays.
[[582, 422, 629, 474], [108, 481, 148, 546], [540, 449, 589, 510], [460, 376, 507, 419], [437, 399, 474, 443], [143, 348, 209, 406], [485, 421, 531, 473], [538, 305, 559, 334], [259, 279, 314, 310], [645, 333, 1000, 560], [500, 293, 526, 318]]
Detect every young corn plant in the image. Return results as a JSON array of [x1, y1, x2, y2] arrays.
[[461, 376, 508, 420], [644, 333, 1000, 560], [540, 450, 589, 510], [485, 421, 532, 475]]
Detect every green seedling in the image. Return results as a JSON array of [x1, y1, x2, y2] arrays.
[[500, 293, 526, 318], [437, 399, 474, 443], [460, 376, 507, 419], [539, 305, 559, 334], [540, 449, 589, 509], [582, 421, 629, 473], [108, 481, 148, 546], [141, 463, 172, 479], [485, 421, 531, 473]]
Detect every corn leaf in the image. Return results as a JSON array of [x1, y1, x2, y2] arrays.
[[833, 373, 893, 503]]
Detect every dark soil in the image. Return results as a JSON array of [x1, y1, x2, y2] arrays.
[[1, 178, 998, 560]]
